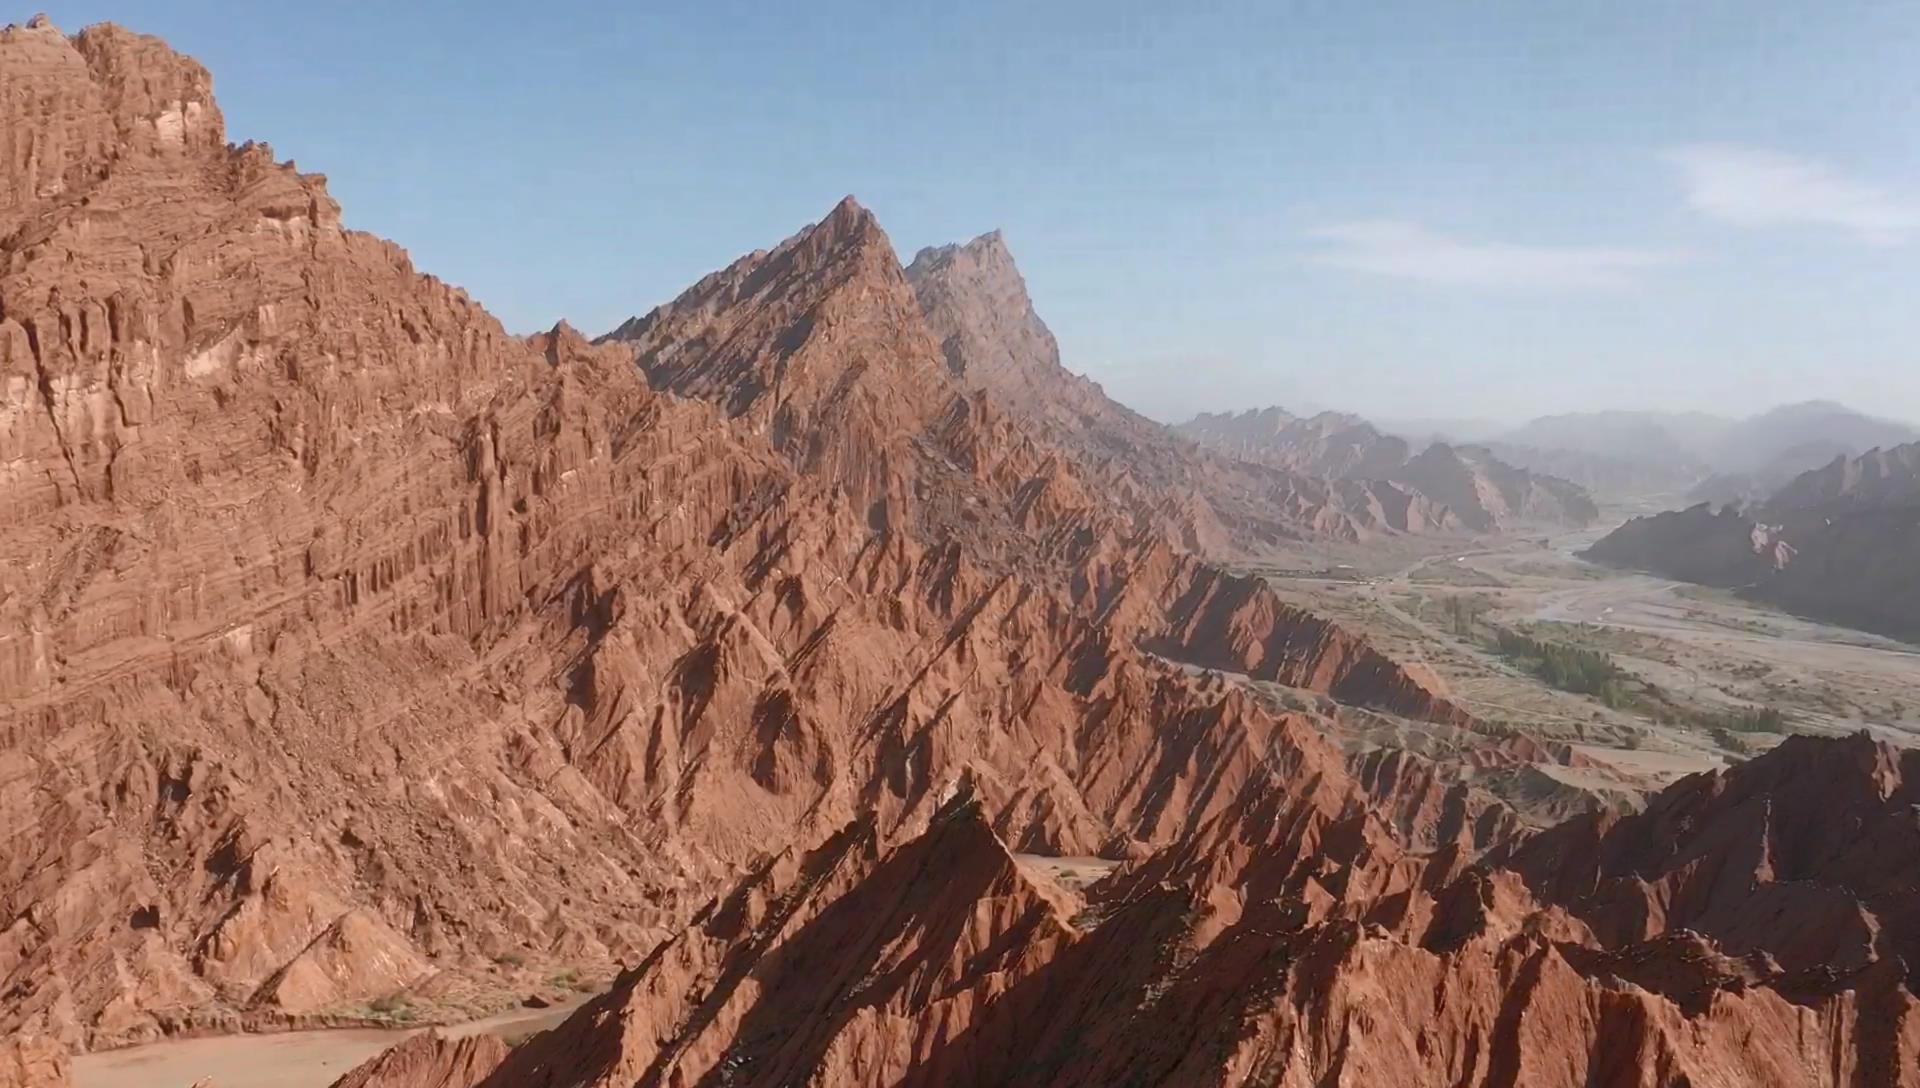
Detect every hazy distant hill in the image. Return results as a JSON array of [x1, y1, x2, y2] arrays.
[[1500, 410, 1730, 465], [1178, 408, 1598, 530], [1488, 402, 1916, 500], [1707, 401, 1917, 474]]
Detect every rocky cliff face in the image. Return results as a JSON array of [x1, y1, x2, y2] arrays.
[[328, 1033, 508, 1088], [1587, 442, 1920, 639], [347, 735, 1920, 1088], [0, 1035, 70, 1088], [1178, 409, 1598, 531], [7, 19, 1913, 1087], [902, 234, 1456, 545], [0, 18, 1476, 1054]]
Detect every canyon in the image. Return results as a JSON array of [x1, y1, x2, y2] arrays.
[[0, 17, 1914, 1088]]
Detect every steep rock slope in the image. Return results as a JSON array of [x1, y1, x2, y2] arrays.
[[0, 1036, 70, 1088], [1178, 408, 1598, 530], [328, 1033, 509, 1088], [0, 19, 1472, 1052], [349, 735, 1920, 1088], [1587, 441, 1920, 639], [901, 233, 1454, 545]]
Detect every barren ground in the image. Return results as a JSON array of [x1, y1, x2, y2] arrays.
[[1250, 511, 1920, 808], [70, 995, 592, 1088]]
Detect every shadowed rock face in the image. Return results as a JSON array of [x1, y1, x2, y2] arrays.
[[0, 18, 1471, 1055], [345, 735, 1920, 1088], [1587, 441, 1920, 640]]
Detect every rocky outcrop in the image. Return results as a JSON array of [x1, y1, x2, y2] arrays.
[[1500, 733, 1920, 991], [1765, 441, 1920, 514], [328, 1033, 510, 1088], [1390, 442, 1600, 531], [357, 733, 1919, 1088], [1179, 406, 1411, 480], [0, 18, 1477, 1056], [1583, 502, 1775, 582], [903, 234, 1454, 546], [465, 788, 1078, 1088], [0, 1036, 70, 1088], [1587, 442, 1920, 639]]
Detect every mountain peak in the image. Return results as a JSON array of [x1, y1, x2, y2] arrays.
[[905, 225, 1057, 387], [818, 193, 882, 242], [905, 227, 1017, 283], [599, 199, 948, 488], [2, 17, 227, 214]]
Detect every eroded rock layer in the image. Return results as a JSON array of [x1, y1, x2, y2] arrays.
[[6, 20, 1910, 1088], [0, 18, 1469, 1053], [899, 234, 1448, 548], [351, 736, 1919, 1088]]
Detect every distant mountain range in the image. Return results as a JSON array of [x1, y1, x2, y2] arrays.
[[1380, 402, 1919, 500], [1176, 408, 1599, 531]]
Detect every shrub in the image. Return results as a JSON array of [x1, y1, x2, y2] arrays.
[[369, 993, 415, 1020], [1490, 627, 1626, 702]]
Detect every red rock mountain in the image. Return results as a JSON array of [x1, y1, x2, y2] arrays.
[[900, 233, 1458, 544], [341, 734, 1920, 1088], [0, 16, 1466, 1056], [1179, 407, 1600, 531], [4, 19, 1914, 1088]]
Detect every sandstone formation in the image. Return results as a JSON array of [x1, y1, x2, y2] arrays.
[[0, 1036, 70, 1088], [1178, 407, 1599, 530], [899, 233, 1457, 545], [345, 734, 1919, 1088], [1179, 405, 1413, 479], [1587, 441, 1920, 639], [328, 1033, 509, 1088], [0, 17, 1470, 1054], [1390, 441, 1600, 532], [4, 18, 1914, 1088]]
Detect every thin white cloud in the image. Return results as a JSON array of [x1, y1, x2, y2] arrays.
[[1668, 144, 1920, 245], [1309, 221, 1685, 290]]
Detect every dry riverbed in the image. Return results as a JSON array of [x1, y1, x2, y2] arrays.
[[71, 994, 593, 1088]]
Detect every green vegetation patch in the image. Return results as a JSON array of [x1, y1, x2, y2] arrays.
[[1490, 627, 1631, 708]]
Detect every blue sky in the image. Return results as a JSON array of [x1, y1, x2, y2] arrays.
[[36, 1, 1920, 424]]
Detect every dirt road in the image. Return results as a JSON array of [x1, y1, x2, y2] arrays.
[[71, 996, 591, 1088]]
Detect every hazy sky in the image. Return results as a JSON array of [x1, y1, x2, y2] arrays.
[[38, 1, 1920, 425]]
